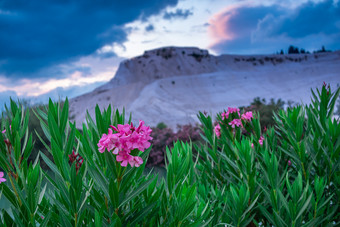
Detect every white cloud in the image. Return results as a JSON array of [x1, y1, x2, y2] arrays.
[[109, 0, 236, 58], [0, 54, 122, 97]]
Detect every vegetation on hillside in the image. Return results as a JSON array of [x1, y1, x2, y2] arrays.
[[277, 45, 332, 54]]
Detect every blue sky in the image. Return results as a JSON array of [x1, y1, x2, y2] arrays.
[[0, 0, 339, 104]]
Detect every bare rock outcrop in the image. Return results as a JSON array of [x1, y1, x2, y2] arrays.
[[70, 47, 340, 128]]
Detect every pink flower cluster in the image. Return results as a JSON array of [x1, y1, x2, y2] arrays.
[[241, 111, 253, 121], [251, 136, 265, 148], [215, 108, 254, 137], [2, 126, 11, 147], [97, 120, 152, 167], [0, 172, 6, 184], [259, 136, 264, 145], [221, 107, 240, 120], [214, 124, 221, 138], [229, 119, 242, 128]]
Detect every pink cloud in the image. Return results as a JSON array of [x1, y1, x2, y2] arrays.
[[208, 5, 239, 48]]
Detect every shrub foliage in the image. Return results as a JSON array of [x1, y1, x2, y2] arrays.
[[0, 83, 339, 226], [149, 123, 202, 166]]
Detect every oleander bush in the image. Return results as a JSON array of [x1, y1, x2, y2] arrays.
[[149, 97, 286, 168], [196, 82, 340, 226], [0, 83, 339, 226]]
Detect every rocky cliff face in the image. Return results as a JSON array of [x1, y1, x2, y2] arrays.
[[95, 47, 223, 91], [70, 46, 340, 128]]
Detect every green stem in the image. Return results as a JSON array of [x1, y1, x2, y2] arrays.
[[117, 168, 126, 191], [301, 162, 307, 180], [163, 194, 173, 224], [74, 213, 77, 227], [114, 167, 127, 217], [314, 202, 318, 219], [104, 195, 112, 223], [8, 174, 22, 206], [30, 213, 34, 225]]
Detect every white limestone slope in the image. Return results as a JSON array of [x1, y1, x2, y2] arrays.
[[69, 46, 340, 128]]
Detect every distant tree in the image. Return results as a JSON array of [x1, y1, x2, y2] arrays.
[[314, 45, 331, 53], [280, 49, 284, 55], [288, 45, 299, 54], [156, 122, 167, 129], [300, 48, 306, 54], [240, 97, 285, 128], [288, 46, 294, 54]]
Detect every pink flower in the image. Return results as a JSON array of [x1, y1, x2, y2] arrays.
[[228, 119, 242, 128], [126, 131, 140, 150], [251, 143, 254, 149], [228, 107, 240, 115], [116, 151, 132, 167], [134, 120, 152, 151], [0, 172, 6, 184], [288, 160, 292, 166], [98, 120, 152, 167], [2, 126, 11, 134], [241, 111, 253, 121], [221, 107, 241, 120], [97, 128, 115, 153], [221, 112, 229, 120], [263, 126, 267, 133], [136, 120, 152, 135], [214, 124, 221, 138], [117, 124, 132, 135], [259, 136, 264, 146], [129, 156, 143, 167]]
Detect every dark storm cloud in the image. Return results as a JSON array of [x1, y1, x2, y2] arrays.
[[210, 0, 340, 54], [254, 0, 340, 39], [163, 8, 193, 20], [0, 0, 178, 77]]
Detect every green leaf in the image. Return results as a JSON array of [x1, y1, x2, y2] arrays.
[[48, 111, 62, 148], [128, 202, 157, 226], [40, 210, 53, 227], [0, 183, 18, 208], [60, 98, 69, 133], [295, 192, 313, 221], [95, 209, 103, 227], [88, 165, 110, 198], [109, 178, 119, 209], [119, 178, 153, 208], [2, 210, 15, 226]]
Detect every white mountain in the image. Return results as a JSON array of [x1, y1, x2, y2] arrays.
[[69, 46, 340, 128]]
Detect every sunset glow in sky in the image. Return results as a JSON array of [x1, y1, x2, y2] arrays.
[[0, 0, 339, 104]]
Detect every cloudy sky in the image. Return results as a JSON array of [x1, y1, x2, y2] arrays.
[[0, 0, 339, 105]]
